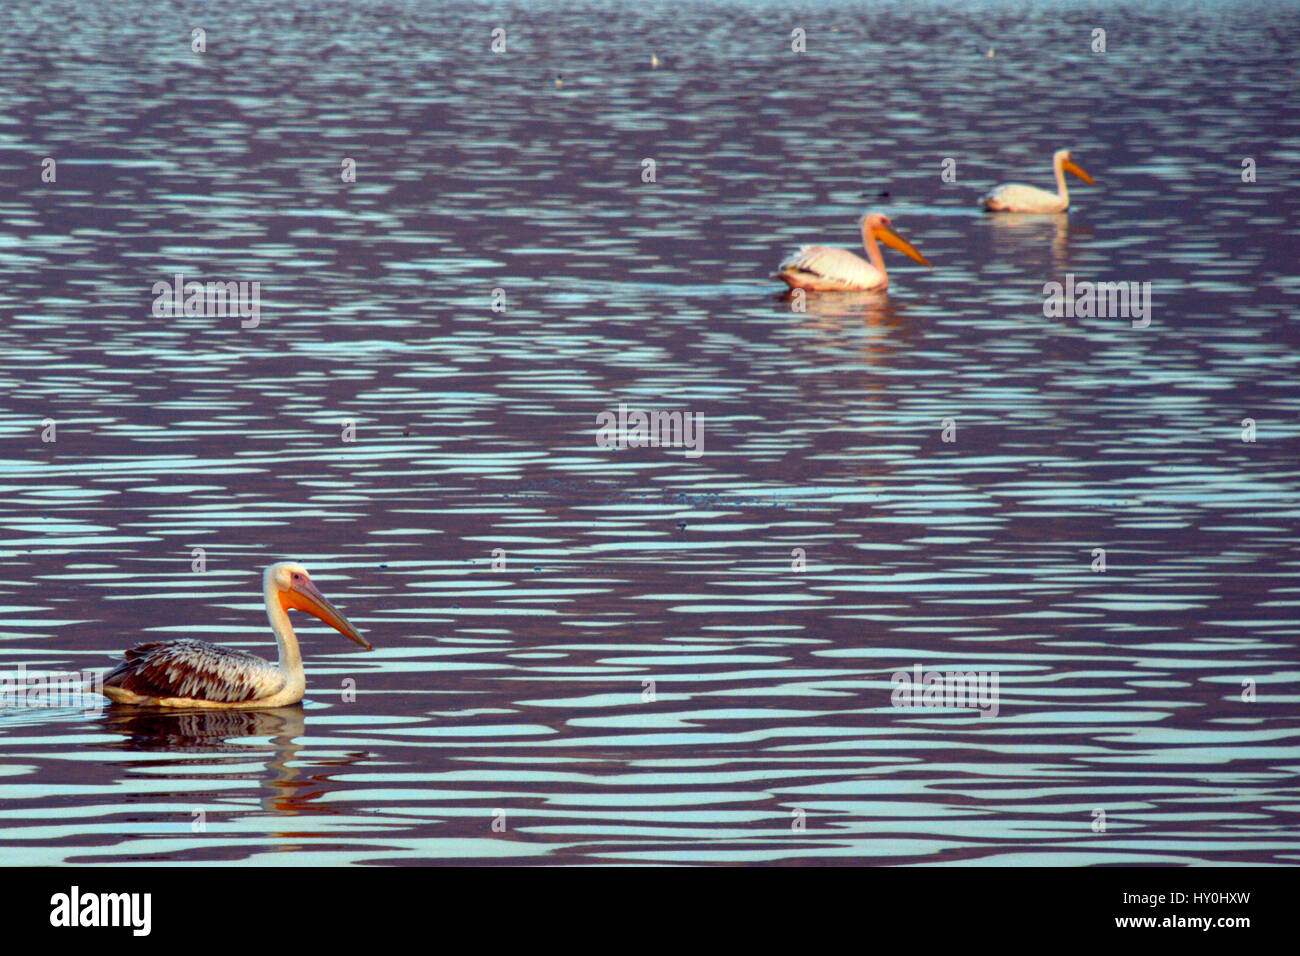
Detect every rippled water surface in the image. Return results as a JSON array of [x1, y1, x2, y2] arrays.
[[0, 0, 1298, 865]]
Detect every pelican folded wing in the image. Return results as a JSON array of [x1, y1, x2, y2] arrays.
[[105, 640, 287, 703]]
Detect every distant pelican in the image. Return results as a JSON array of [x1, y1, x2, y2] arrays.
[[775, 212, 931, 292], [982, 148, 1095, 213], [101, 562, 370, 708]]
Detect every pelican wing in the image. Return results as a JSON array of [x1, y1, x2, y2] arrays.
[[778, 245, 884, 291], [104, 639, 286, 703], [982, 183, 1065, 212]]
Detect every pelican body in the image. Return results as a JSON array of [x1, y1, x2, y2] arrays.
[[101, 562, 370, 708], [776, 212, 930, 292], [982, 149, 1095, 213]]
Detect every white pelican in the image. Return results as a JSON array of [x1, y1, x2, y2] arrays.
[[100, 562, 370, 708], [775, 213, 931, 292], [982, 149, 1095, 213]]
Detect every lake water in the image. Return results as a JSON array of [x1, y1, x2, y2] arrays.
[[0, 0, 1298, 865]]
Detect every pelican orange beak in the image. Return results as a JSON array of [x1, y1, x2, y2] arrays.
[[1063, 158, 1095, 185], [874, 223, 932, 267], [284, 578, 372, 650]]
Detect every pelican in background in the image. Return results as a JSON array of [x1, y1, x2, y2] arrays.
[[100, 562, 370, 708], [775, 212, 931, 292], [982, 148, 1096, 212]]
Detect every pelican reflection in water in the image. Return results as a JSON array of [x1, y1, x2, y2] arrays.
[[99, 706, 333, 818], [101, 704, 306, 752]]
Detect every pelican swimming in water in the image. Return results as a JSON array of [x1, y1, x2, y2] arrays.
[[775, 212, 931, 292], [100, 562, 370, 708], [982, 148, 1095, 213]]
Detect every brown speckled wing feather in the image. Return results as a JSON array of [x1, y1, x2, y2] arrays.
[[104, 640, 286, 703]]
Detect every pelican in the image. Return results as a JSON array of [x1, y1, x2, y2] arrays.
[[775, 213, 931, 292], [982, 148, 1095, 213], [100, 562, 370, 708]]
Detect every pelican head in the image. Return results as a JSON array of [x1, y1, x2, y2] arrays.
[[861, 213, 932, 267], [267, 562, 371, 650], [1054, 149, 1095, 185]]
